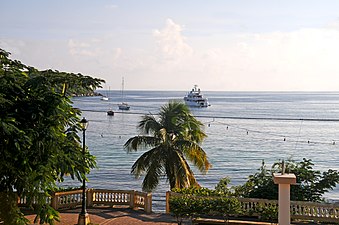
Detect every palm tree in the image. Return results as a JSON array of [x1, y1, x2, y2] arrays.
[[124, 101, 211, 192]]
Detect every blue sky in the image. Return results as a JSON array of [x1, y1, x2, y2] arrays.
[[2, 0, 339, 91]]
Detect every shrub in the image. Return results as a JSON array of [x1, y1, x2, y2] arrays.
[[250, 203, 278, 222], [169, 195, 242, 224]]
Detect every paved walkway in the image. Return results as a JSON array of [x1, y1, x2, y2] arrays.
[[25, 207, 178, 225]]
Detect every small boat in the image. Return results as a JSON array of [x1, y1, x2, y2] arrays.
[[107, 109, 114, 116], [184, 85, 210, 107], [118, 102, 130, 110], [118, 77, 130, 110]]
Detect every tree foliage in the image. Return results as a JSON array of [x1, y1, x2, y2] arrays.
[[124, 101, 211, 192], [235, 158, 339, 202], [0, 48, 103, 224]]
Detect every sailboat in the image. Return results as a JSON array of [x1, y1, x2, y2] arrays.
[[107, 87, 114, 116], [118, 77, 130, 110], [102, 86, 114, 116], [101, 86, 109, 101]]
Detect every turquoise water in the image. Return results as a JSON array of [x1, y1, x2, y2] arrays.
[[63, 91, 339, 211]]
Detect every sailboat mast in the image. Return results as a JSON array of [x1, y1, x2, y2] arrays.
[[118, 76, 130, 110], [121, 77, 124, 102]]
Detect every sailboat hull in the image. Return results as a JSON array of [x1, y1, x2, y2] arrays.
[[107, 110, 114, 116], [118, 103, 130, 110]]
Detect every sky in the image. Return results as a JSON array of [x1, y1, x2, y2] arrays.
[[2, 0, 339, 91]]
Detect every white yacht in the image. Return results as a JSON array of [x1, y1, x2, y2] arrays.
[[184, 85, 210, 107]]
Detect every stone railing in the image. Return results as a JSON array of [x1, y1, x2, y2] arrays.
[[290, 200, 339, 223], [90, 189, 152, 213], [238, 197, 278, 215], [18, 189, 152, 213], [166, 191, 339, 223]]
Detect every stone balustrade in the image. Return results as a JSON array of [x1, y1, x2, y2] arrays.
[[238, 197, 278, 215], [17, 189, 152, 213], [290, 200, 339, 222], [51, 189, 83, 209]]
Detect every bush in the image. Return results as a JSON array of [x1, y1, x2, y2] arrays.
[[169, 195, 242, 224], [250, 203, 278, 222]]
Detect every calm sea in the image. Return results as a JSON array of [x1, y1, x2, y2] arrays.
[[62, 91, 339, 211]]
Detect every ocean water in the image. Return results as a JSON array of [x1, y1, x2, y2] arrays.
[[63, 91, 339, 211]]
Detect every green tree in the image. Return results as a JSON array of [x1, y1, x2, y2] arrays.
[[235, 158, 339, 202], [0, 49, 103, 224], [214, 176, 234, 196], [124, 101, 211, 192]]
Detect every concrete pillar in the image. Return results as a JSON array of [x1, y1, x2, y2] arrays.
[[129, 191, 135, 209], [165, 191, 170, 214], [86, 189, 94, 207], [273, 173, 296, 225], [145, 193, 152, 213], [50, 192, 57, 209]]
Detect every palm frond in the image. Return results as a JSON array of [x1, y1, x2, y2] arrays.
[[161, 101, 207, 143], [124, 136, 160, 152], [185, 121, 207, 143], [178, 140, 211, 174], [130, 146, 165, 192], [130, 147, 161, 177], [159, 101, 188, 131], [138, 114, 161, 135], [141, 156, 164, 192]]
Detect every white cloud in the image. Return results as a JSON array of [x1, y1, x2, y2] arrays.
[[325, 19, 339, 30], [68, 39, 97, 57], [217, 27, 339, 90], [146, 20, 339, 91], [105, 4, 118, 9], [153, 18, 193, 60], [3, 18, 339, 91], [113, 48, 122, 61]]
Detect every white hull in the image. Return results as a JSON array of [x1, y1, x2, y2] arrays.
[[184, 99, 209, 107]]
